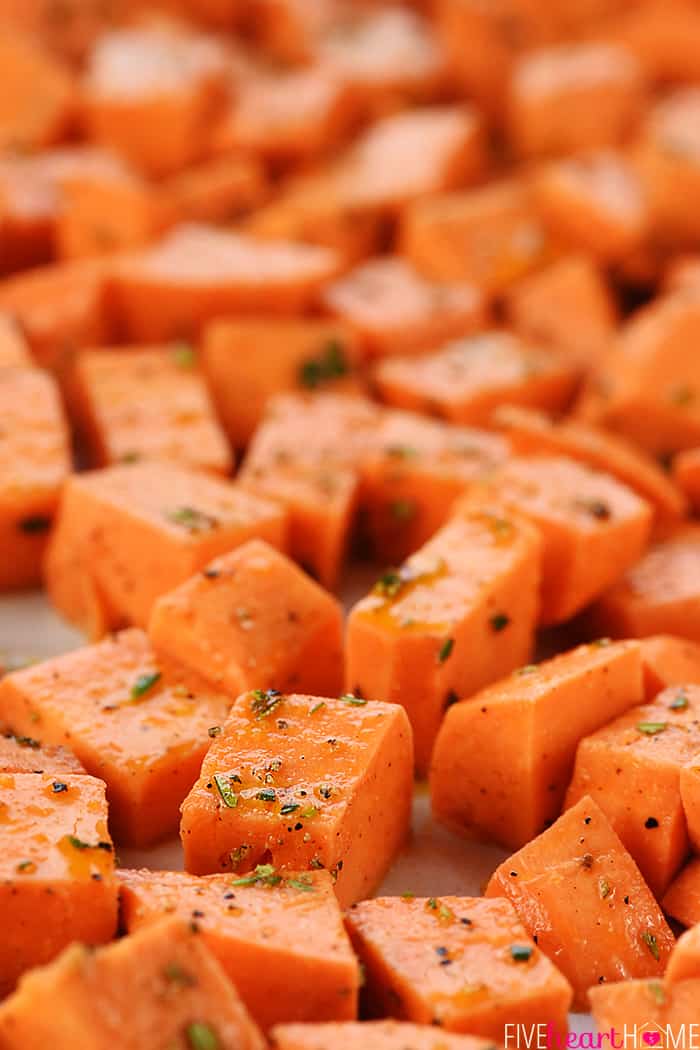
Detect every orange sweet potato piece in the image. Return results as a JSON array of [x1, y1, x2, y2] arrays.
[[0, 917, 265, 1050], [663, 857, 700, 928], [615, 0, 700, 82], [0, 772, 117, 996], [345, 895, 572, 1038], [640, 635, 700, 699], [180, 691, 413, 907], [320, 257, 487, 361], [271, 1021, 497, 1050], [0, 732, 85, 775], [430, 640, 644, 851], [486, 796, 675, 1009], [666, 922, 700, 983], [673, 446, 700, 510], [119, 867, 359, 1032], [0, 629, 231, 846], [45, 461, 286, 634], [347, 507, 541, 776], [589, 976, 700, 1030], [681, 758, 700, 854], [565, 685, 700, 896], [0, 32, 75, 153], [71, 346, 232, 475], [0, 368, 71, 591], [201, 318, 362, 449], [149, 540, 344, 699], [163, 154, 268, 226], [0, 316, 32, 369], [373, 331, 580, 426]]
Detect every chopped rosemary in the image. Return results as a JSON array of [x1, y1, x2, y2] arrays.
[[213, 774, 238, 809], [131, 671, 161, 700]]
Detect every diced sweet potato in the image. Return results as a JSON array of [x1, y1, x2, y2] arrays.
[[0, 732, 85, 775], [347, 507, 541, 775], [589, 976, 700, 1029], [461, 455, 653, 624], [373, 331, 580, 426], [681, 757, 700, 853], [674, 446, 700, 510], [163, 154, 268, 226], [640, 635, 700, 699], [201, 319, 362, 449], [0, 917, 265, 1050], [149, 540, 344, 699], [486, 796, 675, 1009], [119, 867, 359, 1032], [180, 691, 413, 908], [616, 0, 700, 82], [320, 257, 487, 361], [663, 857, 700, 928], [345, 895, 572, 1038], [243, 0, 332, 64], [0, 368, 71, 591], [666, 922, 700, 983], [592, 526, 700, 642], [271, 1021, 496, 1050], [431, 640, 644, 850], [0, 772, 117, 996], [71, 346, 232, 474], [109, 225, 340, 342], [45, 461, 286, 634], [0, 629, 231, 846], [0, 32, 75, 153], [0, 316, 32, 368]]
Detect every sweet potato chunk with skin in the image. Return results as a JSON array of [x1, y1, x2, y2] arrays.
[[486, 796, 675, 1009], [431, 640, 644, 850], [0, 772, 117, 996], [180, 691, 413, 908], [0, 368, 71, 592], [589, 976, 700, 1030], [663, 857, 700, 928], [640, 635, 700, 700], [345, 896, 572, 1038], [0, 33, 75, 153], [347, 508, 541, 776], [0, 629, 231, 846], [373, 331, 580, 427], [0, 917, 265, 1050], [119, 867, 359, 1032], [674, 447, 700, 510], [271, 1021, 496, 1050], [593, 526, 700, 642], [201, 318, 362, 449], [565, 685, 700, 896], [45, 461, 286, 634], [0, 732, 85, 775], [109, 225, 340, 342], [0, 315, 31, 367], [320, 257, 487, 361], [149, 540, 344, 700], [72, 347, 232, 475]]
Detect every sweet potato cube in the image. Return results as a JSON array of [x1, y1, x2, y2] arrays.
[[110, 224, 340, 342], [0, 368, 71, 591], [431, 640, 644, 850], [589, 976, 700, 1030], [119, 867, 359, 1032], [593, 526, 700, 642], [667, 923, 700, 983], [565, 685, 700, 896], [0, 315, 31, 367], [149, 540, 344, 699], [180, 691, 413, 907], [640, 635, 700, 700], [201, 318, 362, 448], [664, 857, 700, 928], [0, 772, 117, 996], [72, 347, 232, 474], [320, 257, 486, 361], [45, 460, 286, 633], [373, 331, 580, 427], [347, 507, 541, 775], [0, 629, 231, 846], [271, 1021, 496, 1050], [0, 732, 85, 775], [345, 895, 572, 1038], [0, 33, 75, 153], [486, 796, 675, 1009], [681, 758, 700, 853], [0, 917, 265, 1050], [164, 154, 268, 226]]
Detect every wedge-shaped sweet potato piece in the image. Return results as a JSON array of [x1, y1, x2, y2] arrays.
[[0, 772, 117, 996], [149, 540, 344, 700], [271, 1021, 496, 1050], [71, 346, 232, 475], [640, 635, 700, 699], [593, 526, 700, 642], [663, 857, 700, 928], [0, 368, 71, 591], [666, 923, 700, 983], [431, 640, 644, 850], [486, 796, 675, 1009], [373, 331, 580, 427], [347, 507, 541, 776], [320, 257, 486, 362], [566, 685, 700, 896], [589, 976, 700, 1029], [0, 917, 265, 1050], [674, 447, 700, 511], [0, 32, 75, 153], [110, 225, 340, 342], [681, 757, 700, 854], [0, 315, 31, 367], [463, 455, 653, 624], [0, 629, 231, 846], [0, 732, 85, 775], [45, 461, 286, 634], [345, 895, 572, 1038], [180, 691, 413, 907], [201, 318, 362, 449], [119, 867, 359, 1032]]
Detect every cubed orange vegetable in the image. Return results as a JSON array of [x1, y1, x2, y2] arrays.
[[486, 796, 675, 1008], [616, 0, 700, 82], [0, 32, 75, 153], [180, 691, 413, 908], [271, 1021, 497, 1050], [245, 0, 331, 63], [589, 976, 700, 1030], [0, 772, 117, 996], [345, 895, 572, 1038], [640, 635, 700, 699], [681, 758, 700, 854], [663, 857, 700, 928], [667, 922, 700, 983], [0, 732, 85, 775], [163, 154, 268, 226], [431, 640, 644, 850], [119, 867, 359, 1032]]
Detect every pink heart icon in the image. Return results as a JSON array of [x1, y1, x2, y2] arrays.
[[643, 1034, 661, 1046]]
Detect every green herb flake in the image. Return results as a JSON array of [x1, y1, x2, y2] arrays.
[[286, 876, 315, 892], [438, 638, 454, 664], [309, 701, 325, 715], [186, 1022, 219, 1050], [373, 570, 404, 598], [401, 891, 415, 900], [642, 931, 660, 961], [598, 877, 611, 900], [67, 836, 90, 851], [340, 693, 367, 706], [165, 506, 218, 533], [390, 499, 416, 522], [163, 962, 196, 987], [213, 774, 239, 809], [426, 898, 438, 911], [385, 445, 417, 459], [256, 788, 276, 803], [16, 860, 36, 874], [280, 803, 300, 815], [591, 637, 612, 648], [637, 722, 668, 736], [670, 692, 689, 711], [649, 981, 666, 1005], [298, 339, 349, 389], [516, 664, 538, 676], [232, 863, 282, 888], [130, 670, 161, 701], [300, 805, 318, 819], [510, 944, 533, 963], [250, 689, 284, 720], [12, 735, 40, 749], [171, 341, 196, 368], [489, 613, 510, 632]]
